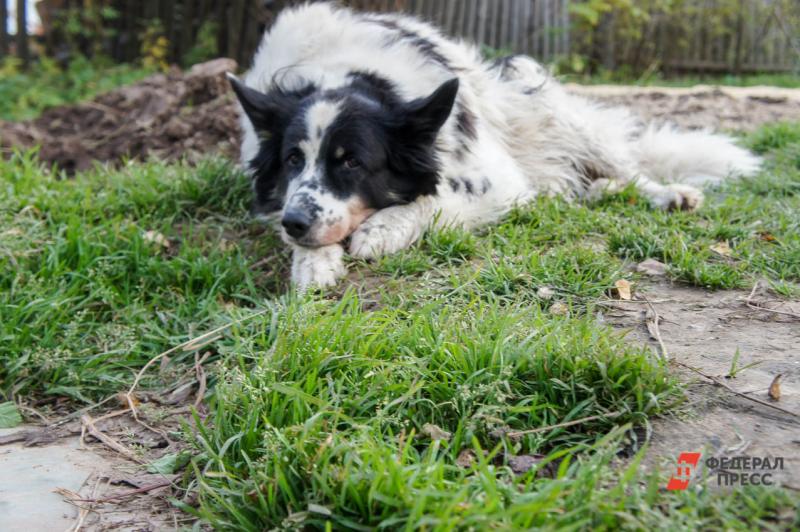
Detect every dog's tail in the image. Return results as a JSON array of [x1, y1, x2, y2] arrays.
[[633, 124, 761, 187]]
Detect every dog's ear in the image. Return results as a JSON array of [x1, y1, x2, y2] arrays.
[[227, 74, 296, 134], [401, 78, 459, 143]]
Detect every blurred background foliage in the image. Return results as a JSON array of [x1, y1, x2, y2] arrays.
[[0, 0, 798, 87]]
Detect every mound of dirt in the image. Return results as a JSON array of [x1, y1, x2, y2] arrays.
[[567, 84, 800, 132], [0, 58, 242, 173]]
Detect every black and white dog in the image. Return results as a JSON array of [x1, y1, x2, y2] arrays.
[[228, 3, 760, 290]]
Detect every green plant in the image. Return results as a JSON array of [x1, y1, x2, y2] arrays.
[[0, 55, 152, 121], [47, 2, 121, 59], [140, 19, 172, 72], [183, 20, 219, 67]]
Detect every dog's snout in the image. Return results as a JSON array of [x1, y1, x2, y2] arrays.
[[281, 209, 312, 239]]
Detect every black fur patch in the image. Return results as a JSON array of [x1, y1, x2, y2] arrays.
[[455, 104, 477, 140], [370, 18, 452, 69]]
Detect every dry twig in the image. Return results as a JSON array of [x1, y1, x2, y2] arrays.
[[640, 295, 669, 361], [194, 351, 209, 409], [75, 479, 174, 504], [677, 362, 799, 419], [503, 410, 625, 439], [72, 476, 104, 532], [124, 308, 271, 421], [80, 414, 145, 464], [746, 281, 800, 320]]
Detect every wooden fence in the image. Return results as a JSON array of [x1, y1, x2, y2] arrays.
[[1, 0, 797, 75], [347, 0, 570, 61], [595, 0, 800, 75]]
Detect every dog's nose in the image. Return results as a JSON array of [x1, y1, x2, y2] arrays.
[[281, 210, 312, 239]]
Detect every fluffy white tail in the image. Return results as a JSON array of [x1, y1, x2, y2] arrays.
[[634, 125, 761, 187]]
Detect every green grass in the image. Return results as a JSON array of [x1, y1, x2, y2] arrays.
[[0, 56, 153, 122], [563, 71, 800, 88], [1, 122, 799, 528]]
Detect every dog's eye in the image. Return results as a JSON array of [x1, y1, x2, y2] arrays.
[[343, 156, 361, 170], [286, 151, 304, 168]]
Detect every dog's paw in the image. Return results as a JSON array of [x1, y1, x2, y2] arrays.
[[585, 178, 626, 201], [291, 244, 346, 291], [349, 209, 423, 260], [660, 184, 705, 211], [349, 225, 394, 260], [645, 183, 705, 211]]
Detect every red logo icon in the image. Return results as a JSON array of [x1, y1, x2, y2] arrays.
[[666, 452, 702, 490]]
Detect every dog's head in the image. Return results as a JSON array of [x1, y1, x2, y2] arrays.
[[229, 72, 458, 247]]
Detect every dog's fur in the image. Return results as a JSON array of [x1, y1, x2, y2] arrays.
[[230, 3, 761, 289]]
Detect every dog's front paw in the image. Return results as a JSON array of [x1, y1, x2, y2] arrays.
[[349, 224, 395, 260], [349, 209, 423, 260], [661, 184, 705, 211], [291, 244, 346, 291]]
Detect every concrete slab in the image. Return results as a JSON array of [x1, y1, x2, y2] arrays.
[[0, 426, 113, 532]]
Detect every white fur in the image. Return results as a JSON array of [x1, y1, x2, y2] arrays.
[[238, 4, 761, 290]]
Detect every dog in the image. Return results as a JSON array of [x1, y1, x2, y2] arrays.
[[228, 3, 761, 290]]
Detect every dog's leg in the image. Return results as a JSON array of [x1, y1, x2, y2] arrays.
[[349, 199, 436, 260], [632, 177, 704, 211], [587, 176, 704, 211], [291, 243, 347, 290]]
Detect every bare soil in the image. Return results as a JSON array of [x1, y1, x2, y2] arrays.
[[0, 399, 205, 530], [0, 58, 241, 173], [567, 84, 800, 132], [603, 280, 800, 488]]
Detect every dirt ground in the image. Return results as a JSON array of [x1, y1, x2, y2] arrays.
[[567, 84, 800, 132], [0, 58, 241, 173], [602, 278, 800, 489], [0, 396, 204, 530]]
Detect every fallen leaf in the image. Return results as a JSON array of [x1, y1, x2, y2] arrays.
[[507, 454, 545, 475], [166, 381, 195, 405], [614, 279, 633, 300], [421, 423, 451, 441], [768, 374, 782, 402], [143, 230, 170, 249], [710, 241, 732, 257], [456, 449, 476, 468], [0, 427, 62, 447], [549, 302, 570, 316], [536, 286, 555, 300], [147, 451, 192, 475], [0, 402, 23, 429], [117, 392, 140, 408], [636, 258, 667, 276]]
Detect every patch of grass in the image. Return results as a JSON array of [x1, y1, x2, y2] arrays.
[[0, 152, 284, 400], [1, 121, 799, 528], [565, 71, 800, 88], [190, 294, 678, 528], [0, 56, 153, 121], [749, 122, 800, 154]]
